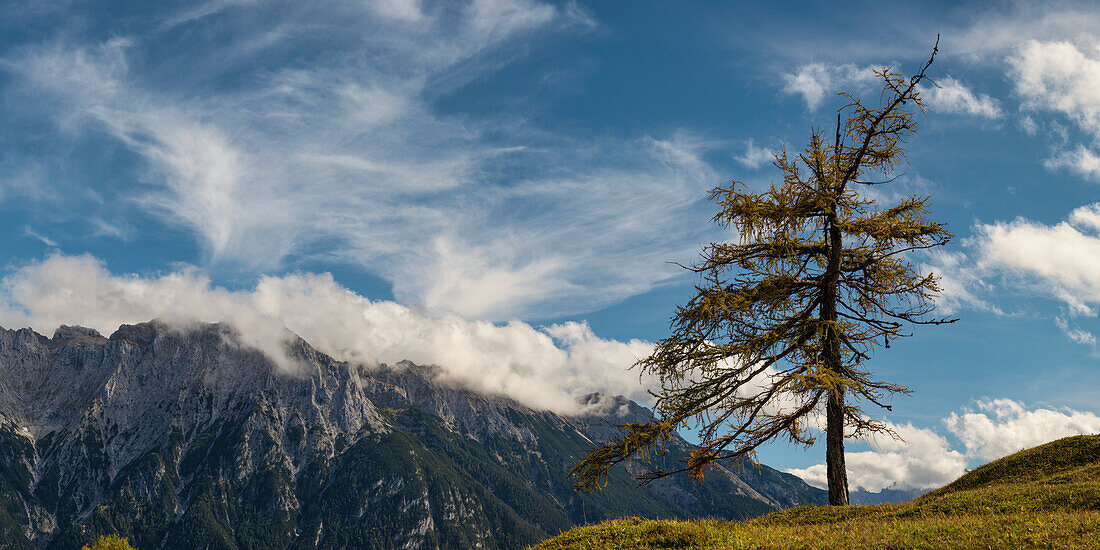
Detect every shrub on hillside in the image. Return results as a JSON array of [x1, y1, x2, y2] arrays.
[[82, 534, 137, 550]]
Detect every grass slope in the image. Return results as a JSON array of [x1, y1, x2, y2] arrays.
[[533, 435, 1100, 549]]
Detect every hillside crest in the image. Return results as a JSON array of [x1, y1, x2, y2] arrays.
[[534, 434, 1100, 550]]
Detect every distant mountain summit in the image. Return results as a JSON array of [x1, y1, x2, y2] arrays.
[[0, 321, 823, 549]]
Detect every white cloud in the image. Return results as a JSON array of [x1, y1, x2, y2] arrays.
[[785, 67, 1000, 119], [788, 422, 967, 492], [781, 60, 996, 120], [371, 0, 423, 22], [920, 77, 1002, 119], [972, 205, 1100, 315], [944, 398, 1100, 462], [0, 160, 55, 205], [160, 0, 262, 29], [782, 64, 832, 110], [1008, 38, 1100, 179], [0, 254, 657, 415], [1045, 145, 1100, 180], [953, 8, 1100, 60], [724, 3, 1100, 71], [1020, 114, 1039, 135], [920, 250, 1001, 316], [788, 398, 1100, 491], [782, 62, 881, 111], [733, 139, 776, 170], [1069, 202, 1100, 231], [21, 227, 57, 248], [467, 0, 556, 41], [11, 39, 252, 261], [1010, 39, 1100, 137], [921, 204, 1100, 343], [1055, 317, 1097, 347], [4, 2, 717, 320]]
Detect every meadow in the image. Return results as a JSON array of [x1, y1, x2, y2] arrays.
[[534, 435, 1100, 549]]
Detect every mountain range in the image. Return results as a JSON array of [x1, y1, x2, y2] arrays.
[[0, 321, 824, 549]]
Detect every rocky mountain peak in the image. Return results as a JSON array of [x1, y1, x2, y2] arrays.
[[50, 325, 105, 346], [106, 320, 168, 345], [0, 320, 824, 549]]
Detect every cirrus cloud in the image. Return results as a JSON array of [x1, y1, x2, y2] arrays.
[[1, 0, 719, 321]]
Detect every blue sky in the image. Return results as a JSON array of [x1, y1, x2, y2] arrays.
[[2, 0, 1100, 492]]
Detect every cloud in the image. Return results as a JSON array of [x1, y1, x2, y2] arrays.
[[953, 7, 1100, 60], [788, 422, 967, 492], [1007, 38, 1100, 178], [21, 226, 56, 247], [920, 77, 1001, 119], [1054, 317, 1097, 347], [781, 62, 881, 111], [920, 203, 1100, 343], [160, 0, 263, 29], [1069, 202, 1100, 231], [788, 399, 1100, 491], [467, 0, 557, 41], [0, 160, 56, 205], [733, 139, 776, 169], [2, 1, 718, 320], [784, 66, 999, 119], [370, 0, 424, 22], [1009, 38, 1100, 134], [919, 250, 1001, 316], [1045, 145, 1100, 180], [720, 1, 1100, 70], [944, 398, 1100, 462], [1020, 114, 1039, 136], [971, 205, 1100, 315], [0, 254, 657, 415], [9, 39, 253, 261]]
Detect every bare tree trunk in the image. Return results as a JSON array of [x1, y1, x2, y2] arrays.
[[826, 389, 849, 505], [822, 219, 849, 506]]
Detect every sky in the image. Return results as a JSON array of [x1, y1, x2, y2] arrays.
[[2, 0, 1100, 493]]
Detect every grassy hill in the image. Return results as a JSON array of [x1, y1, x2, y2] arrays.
[[532, 435, 1100, 549]]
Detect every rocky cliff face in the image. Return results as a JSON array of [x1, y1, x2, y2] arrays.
[[0, 321, 824, 549]]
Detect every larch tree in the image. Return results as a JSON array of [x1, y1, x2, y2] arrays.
[[571, 41, 952, 506], [82, 535, 138, 550]]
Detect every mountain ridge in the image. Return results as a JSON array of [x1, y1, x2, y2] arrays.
[[0, 320, 824, 549]]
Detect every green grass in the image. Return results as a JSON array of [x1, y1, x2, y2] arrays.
[[532, 435, 1100, 549]]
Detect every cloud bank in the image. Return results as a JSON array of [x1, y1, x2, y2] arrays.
[[0, 254, 656, 415], [15, 256, 1092, 491]]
